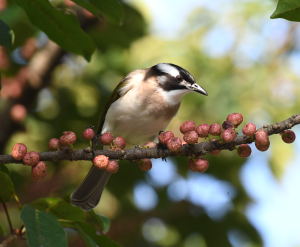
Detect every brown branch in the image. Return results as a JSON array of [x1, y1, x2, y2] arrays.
[[0, 234, 18, 247], [2, 204, 13, 234], [0, 113, 299, 165]]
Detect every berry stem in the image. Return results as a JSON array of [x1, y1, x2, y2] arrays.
[[14, 193, 22, 209]]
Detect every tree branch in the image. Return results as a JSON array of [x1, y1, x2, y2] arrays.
[[0, 113, 299, 165], [0, 234, 18, 247]]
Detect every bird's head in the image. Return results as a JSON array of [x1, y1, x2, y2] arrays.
[[145, 63, 208, 104]]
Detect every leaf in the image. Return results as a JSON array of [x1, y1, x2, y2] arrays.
[[0, 164, 10, 177], [0, 171, 15, 203], [75, 223, 98, 247], [71, 0, 100, 19], [0, 223, 6, 237], [0, 19, 14, 50], [270, 0, 300, 22], [20, 205, 68, 247], [30, 197, 63, 211], [89, 210, 111, 233], [88, 0, 124, 26], [14, 0, 95, 61]]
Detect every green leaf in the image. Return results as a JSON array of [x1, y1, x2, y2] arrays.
[[30, 197, 63, 211], [0, 19, 14, 50], [14, 0, 95, 61], [0, 171, 15, 203], [20, 205, 68, 247], [75, 223, 98, 247], [0, 223, 6, 237], [0, 164, 10, 177], [89, 210, 111, 233], [270, 0, 300, 22], [88, 0, 124, 26], [71, 0, 100, 19]]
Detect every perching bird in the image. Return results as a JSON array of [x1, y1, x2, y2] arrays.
[[70, 63, 208, 211]]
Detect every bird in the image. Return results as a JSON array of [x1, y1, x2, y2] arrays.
[[70, 63, 208, 211]]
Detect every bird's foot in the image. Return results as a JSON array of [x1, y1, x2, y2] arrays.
[[157, 142, 167, 162]]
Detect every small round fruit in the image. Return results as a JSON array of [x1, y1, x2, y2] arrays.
[[23, 151, 40, 166], [222, 121, 235, 130], [100, 132, 113, 145], [83, 128, 95, 141], [226, 113, 243, 127], [196, 124, 210, 138], [183, 131, 198, 145], [193, 158, 209, 173], [255, 141, 270, 152], [139, 159, 152, 171], [12, 143, 27, 160], [48, 138, 60, 150], [167, 137, 182, 152], [60, 131, 76, 146], [222, 129, 236, 143], [209, 123, 222, 136], [281, 130, 296, 144], [113, 137, 126, 149], [158, 131, 174, 145], [94, 155, 109, 170], [237, 144, 252, 158], [31, 162, 47, 181], [210, 139, 221, 156], [106, 160, 119, 174], [143, 142, 158, 148], [255, 130, 269, 145], [187, 159, 197, 172], [242, 123, 256, 136], [180, 121, 196, 134]]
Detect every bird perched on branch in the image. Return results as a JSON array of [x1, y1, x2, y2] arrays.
[[71, 63, 208, 211]]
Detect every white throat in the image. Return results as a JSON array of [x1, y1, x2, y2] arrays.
[[158, 88, 191, 105]]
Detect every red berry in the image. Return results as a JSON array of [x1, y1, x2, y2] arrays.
[[188, 158, 209, 173], [167, 137, 182, 152], [106, 160, 119, 174], [237, 144, 252, 158], [31, 161, 47, 181], [255, 141, 270, 152], [94, 155, 109, 170], [196, 124, 210, 138], [100, 132, 113, 145], [139, 159, 152, 171], [210, 139, 221, 155], [242, 123, 256, 136], [158, 131, 174, 145], [222, 121, 235, 130], [226, 113, 243, 127], [143, 142, 158, 148], [180, 121, 196, 134], [59, 131, 76, 146], [209, 123, 222, 136], [281, 130, 296, 144], [23, 151, 40, 166], [183, 131, 198, 145], [187, 159, 197, 172], [83, 128, 95, 141], [182, 140, 187, 145], [113, 137, 126, 149], [222, 129, 236, 143], [48, 138, 60, 150], [12, 143, 27, 160], [255, 130, 269, 145]]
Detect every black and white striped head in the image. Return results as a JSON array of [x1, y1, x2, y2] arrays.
[[147, 63, 208, 98]]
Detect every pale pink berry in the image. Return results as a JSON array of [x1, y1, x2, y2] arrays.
[[12, 143, 27, 160], [237, 144, 251, 158], [48, 138, 60, 150], [167, 137, 182, 152], [255, 141, 270, 152], [143, 142, 158, 148], [222, 129, 236, 143], [94, 155, 109, 170], [182, 140, 187, 145], [209, 123, 222, 136], [183, 131, 198, 145], [255, 130, 269, 145], [242, 123, 256, 136], [113, 137, 126, 149], [196, 124, 210, 138], [281, 130, 296, 144], [189, 158, 209, 173], [158, 131, 174, 145], [226, 113, 243, 127], [139, 159, 152, 171], [23, 151, 40, 166], [187, 159, 197, 172], [60, 131, 76, 146], [31, 162, 47, 181], [106, 160, 119, 174], [100, 132, 113, 145], [83, 128, 95, 141], [180, 121, 196, 134], [222, 121, 234, 130], [210, 139, 221, 156]]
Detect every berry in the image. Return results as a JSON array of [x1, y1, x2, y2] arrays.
[[209, 123, 222, 136], [100, 132, 113, 145], [12, 143, 27, 160], [210, 139, 221, 156], [182, 140, 187, 145], [31, 162, 47, 181], [167, 137, 182, 152], [242, 123, 256, 136], [143, 142, 158, 148], [183, 131, 198, 145], [113, 137, 126, 149], [187, 159, 197, 172], [139, 159, 152, 171], [48, 138, 60, 150], [106, 160, 119, 174], [59, 131, 76, 146], [222, 129, 236, 143], [94, 155, 109, 170], [226, 113, 243, 127], [237, 144, 252, 158], [281, 130, 296, 144], [222, 121, 235, 130], [255, 130, 269, 145], [255, 141, 270, 152], [196, 124, 210, 138], [158, 131, 174, 145], [180, 121, 196, 134], [83, 128, 95, 141], [10, 104, 27, 122], [23, 151, 40, 166], [188, 158, 209, 173]]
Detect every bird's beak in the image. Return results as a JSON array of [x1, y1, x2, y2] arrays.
[[189, 83, 208, 96]]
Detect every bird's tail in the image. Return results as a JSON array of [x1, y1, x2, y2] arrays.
[[70, 166, 111, 211]]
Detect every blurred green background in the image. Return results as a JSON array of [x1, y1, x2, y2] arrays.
[[1, 0, 300, 246]]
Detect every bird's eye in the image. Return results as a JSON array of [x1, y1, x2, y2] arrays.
[[176, 75, 183, 82]]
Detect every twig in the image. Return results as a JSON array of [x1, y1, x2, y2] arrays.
[[0, 113, 299, 164], [2, 204, 13, 234]]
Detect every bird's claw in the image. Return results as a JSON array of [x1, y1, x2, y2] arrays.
[[157, 142, 167, 162]]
